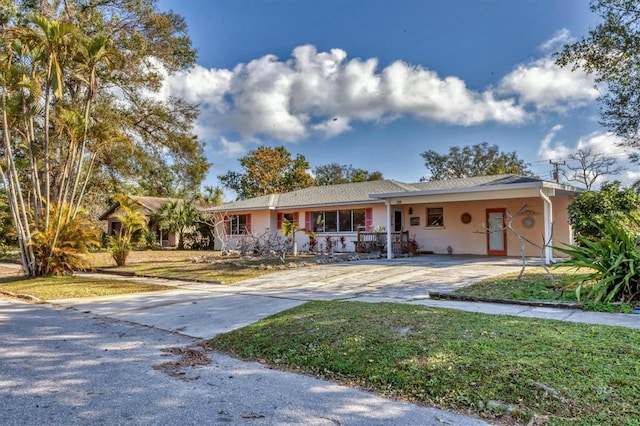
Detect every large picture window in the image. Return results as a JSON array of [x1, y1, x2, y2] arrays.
[[426, 207, 444, 227], [228, 214, 249, 235], [311, 209, 366, 232]]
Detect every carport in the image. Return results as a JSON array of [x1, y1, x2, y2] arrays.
[[369, 176, 582, 264]]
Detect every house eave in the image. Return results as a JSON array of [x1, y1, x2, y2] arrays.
[[370, 181, 582, 200], [204, 199, 385, 213]]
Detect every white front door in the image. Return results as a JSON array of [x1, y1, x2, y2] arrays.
[[487, 209, 506, 255]]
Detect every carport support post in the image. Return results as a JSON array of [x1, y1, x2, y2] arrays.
[[386, 200, 393, 259], [539, 189, 554, 265]]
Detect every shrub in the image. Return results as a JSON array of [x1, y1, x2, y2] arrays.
[[555, 219, 640, 304], [107, 195, 148, 267], [29, 203, 100, 275], [568, 181, 640, 241]]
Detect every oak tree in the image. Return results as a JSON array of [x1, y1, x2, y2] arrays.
[[557, 0, 640, 157], [218, 146, 315, 200], [314, 163, 383, 186], [421, 142, 535, 181]]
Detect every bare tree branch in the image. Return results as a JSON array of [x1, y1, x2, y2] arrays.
[[562, 149, 624, 190]]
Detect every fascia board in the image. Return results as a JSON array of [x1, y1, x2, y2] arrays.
[[369, 181, 556, 200]]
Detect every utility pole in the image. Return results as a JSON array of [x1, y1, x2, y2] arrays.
[[549, 160, 566, 183]]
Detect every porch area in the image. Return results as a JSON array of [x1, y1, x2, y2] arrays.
[[354, 230, 409, 256]]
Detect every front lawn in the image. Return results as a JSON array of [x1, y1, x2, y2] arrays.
[[0, 250, 317, 300], [87, 250, 307, 284], [0, 275, 171, 300], [209, 300, 640, 425], [453, 267, 634, 313]]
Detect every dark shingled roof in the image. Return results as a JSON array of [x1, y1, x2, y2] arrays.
[[404, 174, 542, 192]]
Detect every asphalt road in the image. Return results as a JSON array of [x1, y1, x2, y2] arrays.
[[0, 299, 489, 426]]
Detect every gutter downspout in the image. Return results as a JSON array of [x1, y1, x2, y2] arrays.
[[539, 189, 553, 265], [386, 200, 393, 259]]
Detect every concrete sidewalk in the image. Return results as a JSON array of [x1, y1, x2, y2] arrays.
[[357, 296, 640, 329]]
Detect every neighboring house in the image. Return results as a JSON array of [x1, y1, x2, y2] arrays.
[[205, 175, 582, 264], [99, 195, 182, 247]]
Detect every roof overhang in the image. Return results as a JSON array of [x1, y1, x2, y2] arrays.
[[370, 181, 582, 204], [203, 199, 385, 214]]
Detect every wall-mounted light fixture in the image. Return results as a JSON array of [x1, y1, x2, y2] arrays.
[[408, 207, 413, 215]]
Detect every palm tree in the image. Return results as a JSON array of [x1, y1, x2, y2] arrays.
[[1, 14, 121, 276], [108, 195, 148, 266], [149, 208, 168, 249], [199, 185, 224, 207], [159, 199, 200, 249], [282, 218, 315, 256]]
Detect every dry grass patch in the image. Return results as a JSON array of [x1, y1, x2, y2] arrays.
[[85, 250, 317, 284], [86, 249, 211, 268], [0, 275, 171, 300]]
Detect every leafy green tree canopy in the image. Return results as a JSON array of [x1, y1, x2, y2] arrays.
[[557, 0, 640, 157], [0, 0, 206, 275], [421, 142, 536, 181], [218, 146, 315, 200], [567, 181, 640, 240], [314, 163, 383, 186]]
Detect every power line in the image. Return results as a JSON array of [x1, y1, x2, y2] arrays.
[[549, 160, 566, 183]]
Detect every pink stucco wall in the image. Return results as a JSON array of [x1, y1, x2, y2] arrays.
[[215, 193, 575, 257]]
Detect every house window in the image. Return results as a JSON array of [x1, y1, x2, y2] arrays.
[[110, 221, 121, 235], [311, 209, 366, 232], [426, 207, 444, 227], [283, 213, 294, 223], [228, 214, 249, 235]]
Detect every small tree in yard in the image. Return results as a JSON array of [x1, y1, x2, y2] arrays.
[[108, 196, 148, 267], [281, 218, 316, 256], [158, 200, 200, 250], [477, 204, 555, 282]]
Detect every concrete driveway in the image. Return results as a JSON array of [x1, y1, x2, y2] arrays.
[[57, 255, 525, 339]]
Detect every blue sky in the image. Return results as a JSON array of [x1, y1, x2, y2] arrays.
[[156, 0, 635, 196]]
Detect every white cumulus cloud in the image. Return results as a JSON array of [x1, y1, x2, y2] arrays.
[[217, 137, 248, 159], [157, 42, 604, 155], [499, 57, 600, 111], [159, 45, 530, 146], [538, 124, 570, 160]]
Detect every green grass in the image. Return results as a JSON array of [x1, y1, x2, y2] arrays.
[[209, 301, 640, 425], [0, 275, 171, 300], [453, 267, 634, 313]]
